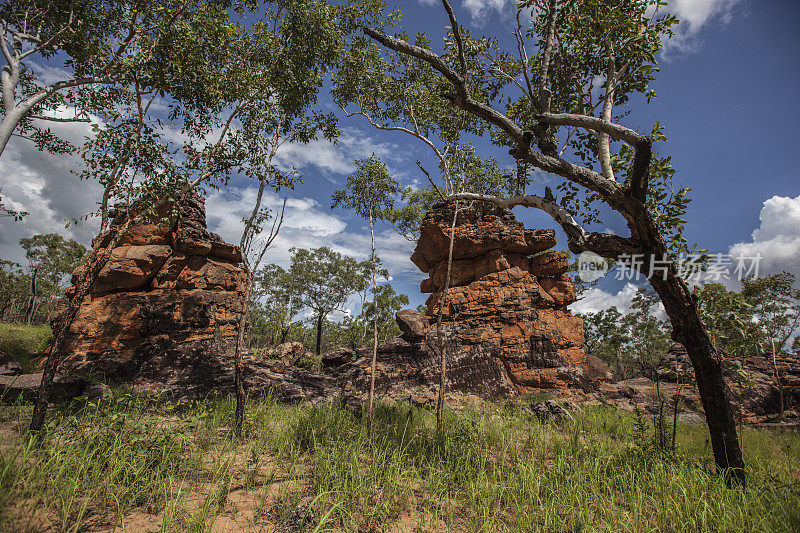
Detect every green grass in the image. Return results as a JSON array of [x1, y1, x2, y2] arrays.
[[0, 322, 51, 373], [0, 394, 798, 532]]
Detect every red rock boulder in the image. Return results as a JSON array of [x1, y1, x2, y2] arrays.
[[54, 193, 248, 396]]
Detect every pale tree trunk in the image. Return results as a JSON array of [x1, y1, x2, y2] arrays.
[[233, 266, 252, 437], [597, 43, 616, 181], [25, 266, 38, 325], [771, 338, 784, 421], [368, 211, 378, 431], [0, 111, 20, 157], [435, 202, 459, 429]]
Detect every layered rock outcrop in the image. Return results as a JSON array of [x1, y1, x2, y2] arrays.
[[323, 204, 596, 403], [415, 204, 588, 393], [54, 193, 249, 396]]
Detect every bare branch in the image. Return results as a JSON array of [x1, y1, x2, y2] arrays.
[[341, 103, 450, 179], [363, 24, 626, 207], [416, 160, 446, 201], [364, 26, 523, 143], [536, 112, 647, 145], [537, 0, 558, 114], [514, 10, 535, 101], [252, 197, 287, 271], [441, 0, 467, 78], [28, 113, 90, 123]]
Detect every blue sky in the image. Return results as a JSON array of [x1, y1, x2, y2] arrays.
[[1, 0, 799, 318]]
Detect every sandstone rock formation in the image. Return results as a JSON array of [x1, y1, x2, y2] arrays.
[[0, 352, 22, 376], [416, 204, 588, 393], [54, 193, 249, 396], [0, 372, 88, 403], [322, 204, 596, 404]]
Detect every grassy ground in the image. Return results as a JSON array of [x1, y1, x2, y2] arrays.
[[0, 322, 51, 373], [0, 393, 798, 532]]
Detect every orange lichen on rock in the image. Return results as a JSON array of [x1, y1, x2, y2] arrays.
[[414, 204, 590, 393], [54, 193, 248, 394]]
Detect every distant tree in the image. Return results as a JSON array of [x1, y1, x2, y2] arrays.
[[623, 289, 672, 375], [350, 260, 390, 346], [228, 0, 344, 436], [332, 155, 401, 427], [0, 259, 27, 320], [19, 233, 87, 288], [741, 272, 800, 420], [582, 306, 633, 378], [694, 283, 755, 358], [287, 247, 370, 356], [252, 264, 303, 347], [19, 233, 87, 324], [360, 284, 409, 343]]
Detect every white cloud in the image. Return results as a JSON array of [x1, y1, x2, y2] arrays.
[[442, 0, 740, 52], [663, 0, 742, 54], [569, 282, 667, 320], [569, 282, 641, 315], [273, 127, 401, 178], [461, 0, 513, 23], [0, 114, 102, 265], [204, 186, 419, 279], [728, 194, 800, 284]]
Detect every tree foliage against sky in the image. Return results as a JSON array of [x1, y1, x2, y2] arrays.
[[284, 246, 371, 355]]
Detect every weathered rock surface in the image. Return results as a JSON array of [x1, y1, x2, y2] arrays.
[[45, 201, 598, 406], [416, 204, 590, 393], [659, 343, 800, 424], [396, 309, 430, 342], [54, 193, 249, 392], [0, 373, 88, 403], [320, 204, 597, 405], [0, 352, 22, 375]]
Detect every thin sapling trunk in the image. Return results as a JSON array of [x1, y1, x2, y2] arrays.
[[435, 202, 459, 429], [368, 210, 379, 431]]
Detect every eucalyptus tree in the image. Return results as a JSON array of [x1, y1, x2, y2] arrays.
[[334, 24, 527, 427], [581, 306, 633, 378], [228, 0, 344, 435], [741, 272, 800, 420], [28, 0, 274, 434], [19, 233, 86, 324], [360, 283, 409, 343], [332, 154, 400, 426], [287, 247, 370, 356], [0, 0, 241, 158], [694, 283, 755, 358], [357, 0, 746, 480], [253, 263, 303, 346]]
